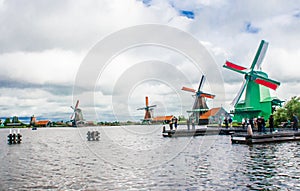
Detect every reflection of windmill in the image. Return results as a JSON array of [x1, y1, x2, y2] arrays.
[[70, 100, 84, 127], [137, 96, 157, 123], [182, 75, 215, 124], [223, 40, 283, 122]]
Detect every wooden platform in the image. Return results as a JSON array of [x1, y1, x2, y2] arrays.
[[162, 127, 250, 137], [163, 128, 215, 137], [231, 131, 300, 144], [219, 127, 250, 135]]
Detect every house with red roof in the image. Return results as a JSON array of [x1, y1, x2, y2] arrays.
[[199, 107, 228, 125], [35, 120, 51, 127], [152, 115, 174, 124]]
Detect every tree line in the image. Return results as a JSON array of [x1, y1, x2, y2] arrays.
[[273, 96, 300, 127]]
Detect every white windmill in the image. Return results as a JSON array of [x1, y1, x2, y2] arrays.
[[70, 100, 84, 127]]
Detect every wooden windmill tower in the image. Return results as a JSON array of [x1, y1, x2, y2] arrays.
[[182, 75, 215, 125], [70, 100, 84, 127], [137, 96, 157, 124], [223, 40, 283, 122]]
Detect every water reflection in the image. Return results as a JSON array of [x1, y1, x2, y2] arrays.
[[245, 143, 300, 190]]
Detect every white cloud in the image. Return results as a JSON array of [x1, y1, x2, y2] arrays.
[[0, 49, 83, 84], [0, 88, 72, 119]]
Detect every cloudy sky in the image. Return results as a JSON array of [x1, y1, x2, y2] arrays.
[[0, 0, 299, 122]]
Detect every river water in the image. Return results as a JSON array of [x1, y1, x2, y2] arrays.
[[0, 125, 299, 190]]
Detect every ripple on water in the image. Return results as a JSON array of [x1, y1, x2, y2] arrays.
[[0, 127, 300, 190]]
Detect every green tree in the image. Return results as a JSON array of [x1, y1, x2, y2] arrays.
[[4, 117, 11, 126], [273, 96, 300, 127], [12, 116, 21, 123], [178, 115, 186, 121], [284, 96, 300, 118]]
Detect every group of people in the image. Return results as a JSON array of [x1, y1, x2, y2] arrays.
[[242, 116, 272, 133], [243, 113, 299, 133]]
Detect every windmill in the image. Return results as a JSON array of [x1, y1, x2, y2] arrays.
[[70, 100, 84, 127], [137, 96, 157, 124], [182, 75, 215, 125], [223, 40, 283, 122]]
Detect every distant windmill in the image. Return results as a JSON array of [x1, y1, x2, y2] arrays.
[[137, 96, 157, 123], [70, 100, 84, 127], [182, 75, 215, 124], [223, 40, 283, 122]]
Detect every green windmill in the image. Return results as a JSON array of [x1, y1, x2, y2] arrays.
[[223, 40, 283, 122]]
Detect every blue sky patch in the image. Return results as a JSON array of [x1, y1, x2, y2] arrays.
[[244, 22, 260, 34], [140, 0, 152, 7], [180, 10, 195, 19], [293, 12, 300, 18]]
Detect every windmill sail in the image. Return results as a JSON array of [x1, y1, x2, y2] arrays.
[[231, 80, 248, 106], [225, 61, 247, 71], [182, 86, 196, 93], [254, 40, 268, 70], [200, 93, 216, 99], [254, 78, 279, 90], [198, 75, 205, 92]]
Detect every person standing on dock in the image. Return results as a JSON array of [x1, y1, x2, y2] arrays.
[[242, 118, 246, 129], [172, 116, 178, 130], [253, 118, 258, 130], [229, 117, 233, 128], [261, 116, 266, 133], [247, 121, 253, 136], [269, 115, 274, 133], [249, 118, 254, 130], [257, 116, 262, 133], [224, 117, 229, 129], [169, 121, 173, 130], [191, 118, 195, 130], [292, 113, 298, 131]]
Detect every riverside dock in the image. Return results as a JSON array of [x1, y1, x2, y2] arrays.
[[162, 126, 253, 137], [231, 131, 300, 144]]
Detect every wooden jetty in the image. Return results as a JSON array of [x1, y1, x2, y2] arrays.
[[162, 125, 296, 138], [231, 131, 300, 144], [219, 127, 251, 135], [162, 128, 217, 137], [162, 126, 251, 137]]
